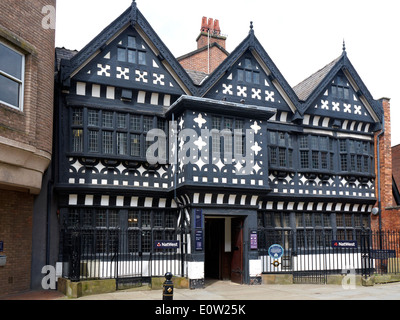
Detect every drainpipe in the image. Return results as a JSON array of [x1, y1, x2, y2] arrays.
[[377, 111, 385, 232]]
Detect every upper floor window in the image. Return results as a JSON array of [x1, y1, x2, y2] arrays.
[[268, 131, 293, 169], [71, 107, 166, 160], [331, 75, 350, 100], [117, 36, 146, 66], [237, 58, 260, 85], [211, 115, 245, 157], [339, 139, 374, 175], [299, 134, 334, 171], [0, 41, 25, 110]]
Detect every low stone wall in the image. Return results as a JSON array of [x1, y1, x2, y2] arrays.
[[58, 276, 189, 298]]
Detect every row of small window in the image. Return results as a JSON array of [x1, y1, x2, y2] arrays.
[[71, 108, 165, 157], [257, 212, 370, 230], [64, 208, 177, 229], [72, 229, 177, 254], [269, 131, 374, 174]]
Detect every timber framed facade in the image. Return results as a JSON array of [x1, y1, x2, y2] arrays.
[[54, 1, 385, 287]]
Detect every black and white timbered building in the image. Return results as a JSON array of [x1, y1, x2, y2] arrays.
[[55, 2, 383, 287]]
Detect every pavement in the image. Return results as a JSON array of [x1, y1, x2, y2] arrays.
[[2, 280, 400, 301]]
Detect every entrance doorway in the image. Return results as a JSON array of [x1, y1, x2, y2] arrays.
[[204, 217, 244, 284]]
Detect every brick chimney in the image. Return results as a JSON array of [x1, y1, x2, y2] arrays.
[[196, 17, 227, 50], [178, 17, 229, 74]]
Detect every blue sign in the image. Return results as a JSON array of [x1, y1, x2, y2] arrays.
[[195, 230, 203, 251], [268, 244, 284, 259], [332, 240, 358, 249], [155, 241, 180, 249], [0, 241, 3, 252]]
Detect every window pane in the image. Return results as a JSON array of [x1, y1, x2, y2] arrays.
[[72, 108, 83, 126], [130, 134, 141, 157], [0, 74, 20, 107], [128, 36, 136, 48], [245, 70, 252, 82], [143, 116, 153, 131], [117, 132, 127, 155], [102, 131, 113, 154], [72, 129, 83, 152], [253, 72, 260, 84], [130, 115, 141, 131], [0, 42, 23, 79], [128, 49, 135, 64], [238, 69, 244, 81], [89, 130, 99, 152], [88, 110, 99, 126], [128, 211, 139, 227], [300, 151, 309, 169], [102, 111, 113, 128], [117, 48, 126, 62], [138, 51, 146, 65], [117, 113, 127, 128]]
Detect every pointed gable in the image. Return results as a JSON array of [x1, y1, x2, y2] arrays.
[[71, 26, 184, 95], [59, 2, 197, 96], [199, 28, 300, 119], [294, 51, 383, 130]]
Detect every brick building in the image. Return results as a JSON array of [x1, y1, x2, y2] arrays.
[[0, 0, 56, 296]]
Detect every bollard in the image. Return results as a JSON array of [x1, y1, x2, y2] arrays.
[[163, 272, 174, 300]]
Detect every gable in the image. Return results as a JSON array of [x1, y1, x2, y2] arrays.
[[203, 50, 293, 113], [71, 26, 185, 96], [307, 70, 376, 124]]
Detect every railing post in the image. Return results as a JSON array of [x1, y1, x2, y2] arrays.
[[163, 272, 174, 300], [70, 225, 81, 282]]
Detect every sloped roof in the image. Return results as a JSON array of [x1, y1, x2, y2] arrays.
[[293, 56, 341, 102], [55, 47, 78, 71], [185, 70, 208, 85]]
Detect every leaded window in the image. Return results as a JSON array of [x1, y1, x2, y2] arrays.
[[298, 134, 334, 171], [268, 131, 293, 169], [70, 107, 165, 159], [117, 35, 146, 66], [339, 138, 374, 175]]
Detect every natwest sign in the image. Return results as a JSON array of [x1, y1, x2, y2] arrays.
[[154, 240, 180, 249], [332, 240, 358, 249]]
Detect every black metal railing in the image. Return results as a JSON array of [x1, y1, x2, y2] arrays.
[[60, 227, 188, 288], [258, 229, 400, 283]]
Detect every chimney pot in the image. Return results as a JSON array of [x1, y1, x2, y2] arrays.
[[201, 16, 208, 32], [214, 20, 221, 35], [208, 18, 214, 32]]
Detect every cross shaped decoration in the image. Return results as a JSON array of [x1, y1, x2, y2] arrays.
[[194, 113, 207, 128], [265, 90, 275, 102], [116, 67, 130, 80], [97, 64, 111, 77]]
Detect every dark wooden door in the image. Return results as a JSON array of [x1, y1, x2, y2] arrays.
[[231, 218, 244, 284]]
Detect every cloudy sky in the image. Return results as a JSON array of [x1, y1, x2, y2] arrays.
[[56, 0, 400, 146]]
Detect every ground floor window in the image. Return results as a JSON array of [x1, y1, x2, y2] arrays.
[[257, 211, 370, 250], [61, 208, 179, 254]]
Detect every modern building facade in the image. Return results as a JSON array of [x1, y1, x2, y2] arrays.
[[54, 2, 389, 288], [0, 0, 56, 296]]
